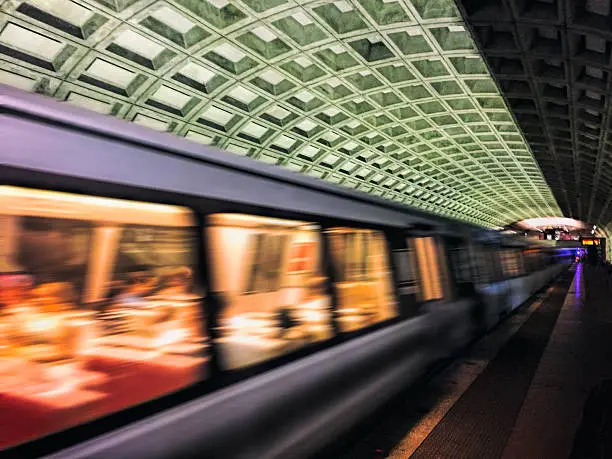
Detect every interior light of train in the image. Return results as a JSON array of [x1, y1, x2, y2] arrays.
[[302, 309, 325, 322], [2, 186, 186, 214], [209, 213, 310, 228], [326, 227, 364, 234], [154, 328, 187, 349], [1, 186, 193, 227], [26, 316, 57, 333], [12, 205, 81, 216]]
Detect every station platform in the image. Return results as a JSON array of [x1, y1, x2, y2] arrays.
[[317, 263, 612, 459]]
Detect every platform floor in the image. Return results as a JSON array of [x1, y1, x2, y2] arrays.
[[322, 264, 612, 459]]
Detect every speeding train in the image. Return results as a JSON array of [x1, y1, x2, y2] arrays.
[[0, 85, 571, 459]]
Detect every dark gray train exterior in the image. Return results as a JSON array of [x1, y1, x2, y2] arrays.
[[0, 85, 569, 459]]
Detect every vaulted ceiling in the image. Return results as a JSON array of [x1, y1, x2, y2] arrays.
[[0, 0, 561, 227], [457, 0, 612, 231]]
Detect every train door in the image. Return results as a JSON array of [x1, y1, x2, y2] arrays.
[[406, 233, 451, 303], [387, 231, 419, 316], [471, 243, 509, 330], [444, 235, 478, 299]]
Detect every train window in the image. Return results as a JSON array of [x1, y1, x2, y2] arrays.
[[473, 245, 499, 284], [327, 228, 397, 332], [393, 246, 419, 296], [447, 241, 473, 285], [500, 249, 523, 277], [517, 250, 525, 275], [411, 236, 449, 302], [446, 240, 480, 298], [0, 186, 207, 450], [208, 214, 333, 370], [523, 249, 540, 273], [499, 250, 512, 276]]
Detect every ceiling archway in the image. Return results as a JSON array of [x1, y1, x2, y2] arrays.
[[0, 0, 561, 227], [456, 0, 612, 233]]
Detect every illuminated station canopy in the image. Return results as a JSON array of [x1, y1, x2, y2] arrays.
[[516, 217, 586, 232], [0, 0, 562, 227]]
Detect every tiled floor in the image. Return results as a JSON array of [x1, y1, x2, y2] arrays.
[[387, 290, 552, 459], [408, 269, 573, 459], [502, 264, 612, 459]]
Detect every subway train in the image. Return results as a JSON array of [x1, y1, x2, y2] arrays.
[[0, 85, 572, 459]]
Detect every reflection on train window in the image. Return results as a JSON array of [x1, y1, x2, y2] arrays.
[[0, 186, 207, 450], [244, 233, 288, 294], [412, 237, 448, 301], [208, 214, 333, 370], [327, 228, 397, 332]]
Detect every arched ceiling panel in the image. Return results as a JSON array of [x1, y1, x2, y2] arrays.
[[0, 0, 561, 226], [457, 0, 612, 230]]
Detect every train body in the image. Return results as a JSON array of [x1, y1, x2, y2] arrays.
[[0, 86, 571, 459]]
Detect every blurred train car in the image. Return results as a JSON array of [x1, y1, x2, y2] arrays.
[[0, 85, 572, 459]]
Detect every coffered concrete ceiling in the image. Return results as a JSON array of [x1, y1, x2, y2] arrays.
[[457, 0, 612, 233], [0, 0, 562, 227]]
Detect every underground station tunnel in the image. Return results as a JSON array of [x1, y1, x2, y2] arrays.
[[0, 0, 612, 458]]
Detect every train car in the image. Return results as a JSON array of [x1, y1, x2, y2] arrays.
[[0, 85, 571, 459]]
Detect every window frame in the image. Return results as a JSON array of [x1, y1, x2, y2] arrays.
[[444, 236, 479, 297], [474, 244, 504, 284], [388, 233, 420, 315]]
